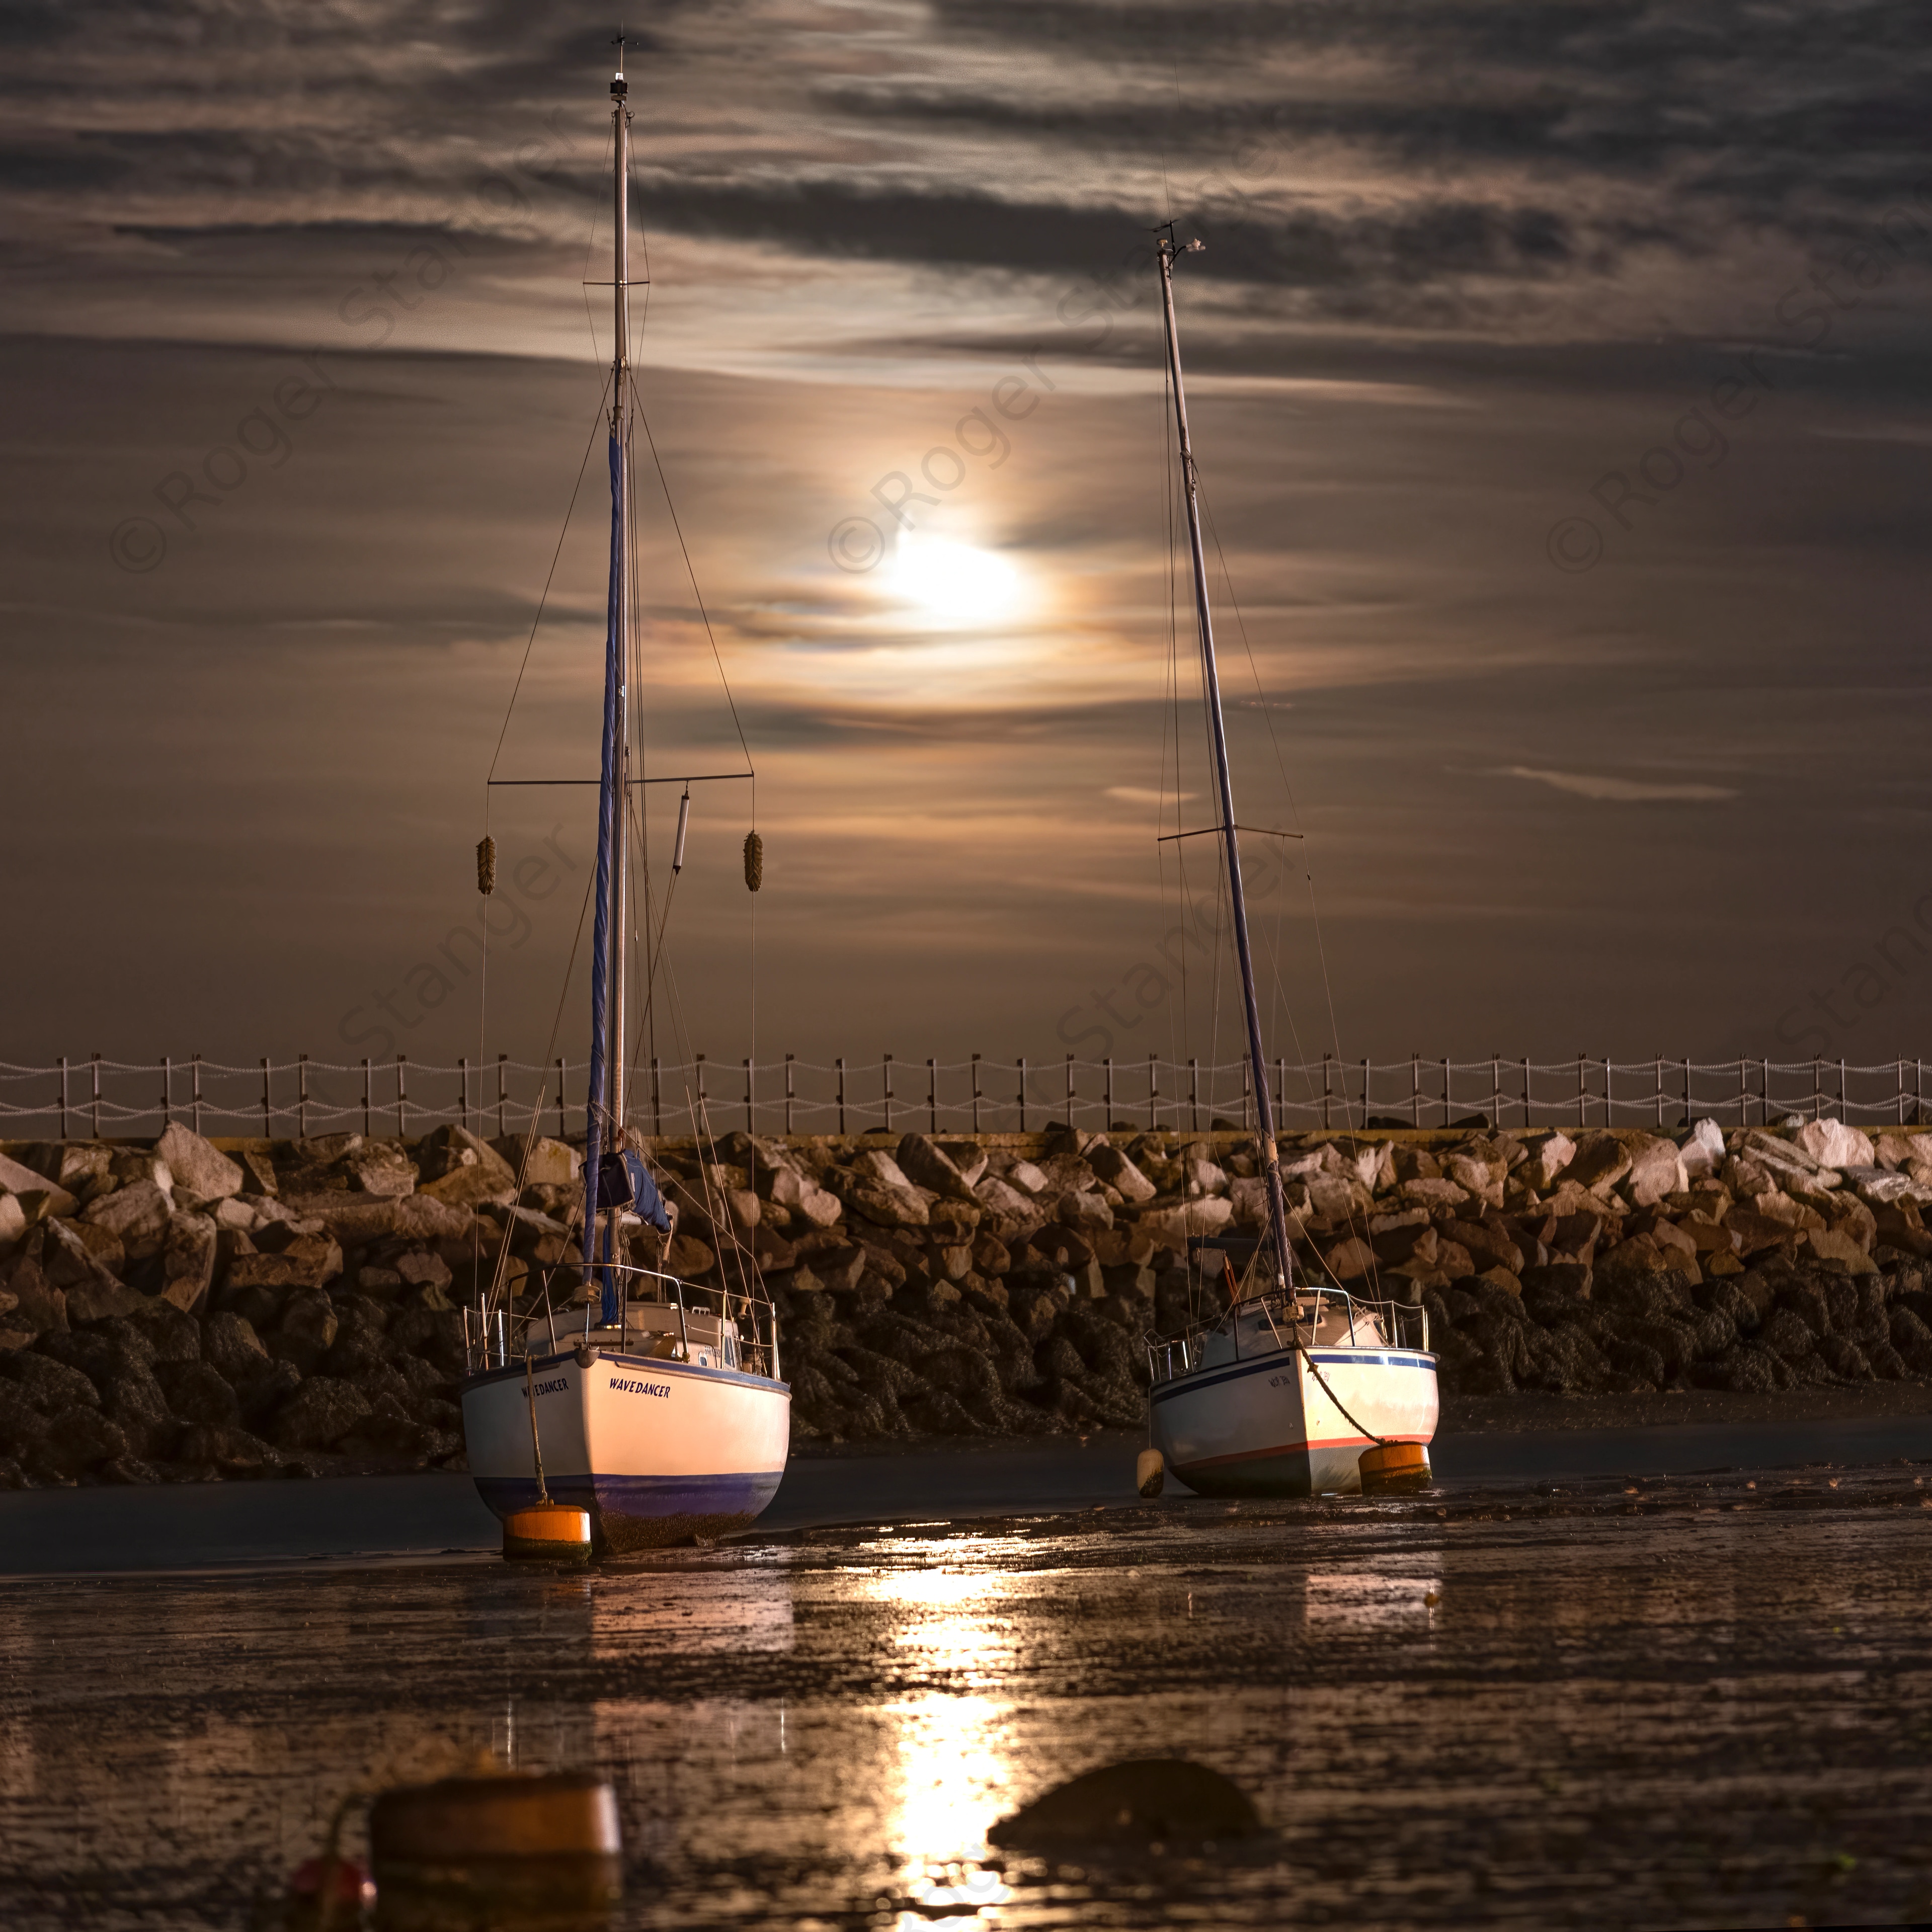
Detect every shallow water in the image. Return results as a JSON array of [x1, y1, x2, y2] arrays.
[[4, 1461, 1931, 1929]]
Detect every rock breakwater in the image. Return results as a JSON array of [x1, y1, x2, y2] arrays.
[[3, 1113, 1931, 1485]]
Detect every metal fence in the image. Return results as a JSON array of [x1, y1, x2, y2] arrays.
[[2, 1052, 1928, 1140]]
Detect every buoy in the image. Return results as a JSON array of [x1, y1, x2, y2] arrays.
[[368, 1772, 621, 1927], [502, 1501, 592, 1563], [743, 828, 763, 892], [1136, 1447, 1165, 1498], [1359, 1441, 1431, 1493], [476, 835, 496, 896], [988, 1757, 1261, 1850]]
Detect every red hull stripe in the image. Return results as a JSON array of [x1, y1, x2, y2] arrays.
[[1178, 1431, 1432, 1472]]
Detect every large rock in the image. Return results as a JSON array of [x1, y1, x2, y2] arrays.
[[203, 1311, 272, 1385], [152, 1124, 244, 1205], [81, 1177, 174, 1258], [1136, 1197, 1235, 1245], [283, 1194, 403, 1245], [1794, 1117, 1872, 1172], [268, 1376, 371, 1451], [157, 1212, 218, 1313], [415, 1126, 517, 1206], [341, 1142, 420, 1197], [0, 1151, 77, 1219], [1806, 1228, 1876, 1275], [489, 1135, 579, 1186], [765, 1166, 842, 1228], [972, 1175, 1041, 1243], [1566, 1134, 1633, 1196], [41, 1222, 145, 1321], [2, 1349, 100, 1412], [895, 1134, 981, 1204], [0, 1256, 66, 1337], [1679, 1118, 1725, 1178], [1514, 1128, 1576, 1182], [1624, 1136, 1688, 1209], [29, 1405, 128, 1481], [1087, 1143, 1157, 1202], [155, 1359, 242, 1428]]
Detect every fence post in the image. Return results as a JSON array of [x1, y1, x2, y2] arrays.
[[1065, 1053, 1075, 1128], [1321, 1053, 1332, 1131], [1682, 1058, 1691, 1123], [696, 1054, 707, 1135], [162, 1055, 172, 1130], [1900, 1059, 1907, 1127], [744, 1058, 754, 1134], [555, 1057, 566, 1140], [1360, 1056, 1369, 1128], [261, 1057, 272, 1139], [1654, 1054, 1662, 1128], [362, 1058, 371, 1136], [1148, 1053, 1158, 1132], [1812, 1055, 1821, 1121], [1761, 1056, 1770, 1126], [836, 1057, 846, 1135], [883, 1054, 894, 1134], [1576, 1055, 1585, 1128], [785, 1054, 795, 1135], [1602, 1057, 1611, 1126], [1104, 1057, 1113, 1125], [1838, 1057, 1846, 1118], [58, 1056, 68, 1138], [192, 1054, 203, 1136], [1918, 1058, 1924, 1126], [1411, 1053, 1421, 1128], [1520, 1057, 1530, 1129], [1277, 1057, 1287, 1130], [395, 1054, 407, 1139], [458, 1057, 468, 1136], [1440, 1057, 1450, 1128], [971, 1053, 982, 1133], [1017, 1058, 1027, 1133], [497, 1054, 508, 1138], [1242, 1059, 1251, 1131], [928, 1057, 938, 1133], [299, 1054, 310, 1138], [1189, 1057, 1199, 1131], [651, 1057, 661, 1136]]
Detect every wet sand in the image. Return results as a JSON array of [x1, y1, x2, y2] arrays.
[[1, 1421, 1931, 1926]]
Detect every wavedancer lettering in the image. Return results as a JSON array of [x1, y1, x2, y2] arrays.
[[610, 1377, 672, 1398]]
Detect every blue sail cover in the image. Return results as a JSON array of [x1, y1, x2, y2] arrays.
[[597, 1147, 672, 1234], [583, 434, 625, 1324]]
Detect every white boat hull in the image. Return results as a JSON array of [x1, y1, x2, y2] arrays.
[[1150, 1343, 1438, 1497], [461, 1348, 790, 1552]]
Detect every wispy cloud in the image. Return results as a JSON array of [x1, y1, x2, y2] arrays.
[[1105, 785, 1195, 804], [1496, 766, 1738, 803]]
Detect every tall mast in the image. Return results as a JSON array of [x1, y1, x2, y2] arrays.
[[608, 40, 631, 1140], [583, 43, 633, 1319], [1155, 230, 1295, 1297]]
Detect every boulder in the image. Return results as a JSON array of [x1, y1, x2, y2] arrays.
[[0, 1152, 77, 1219], [341, 1142, 420, 1197], [895, 1134, 982, 1204], [1794, 1117, 1872, 1172], [1136, 1197, 1235, 1245], [489, 1135, 579, 1186], [29, 1405, 128, 1481], [762, 1167, 839, 1228], [0, 1192, 26, 1260], [1566, 1134, 1633, 1196], [156, 1211, 218, 1313], [1087, 1143, 1157, 1202], [971, 1175, 1040, 1243], [0, 1256, 65, 1337], [2, 1350, 100, 1412], [81, 1176, 175, 1259], [1321, 1236, 1377, 1282], [152, 1124, 244, 1205], [203, 1310, 271, 1385], [1806, 1228, 1876, 1275], [100, 1364, 177, 1457], [1400, 1177, 1469, 1210], [1678, 1118, 1726, 1178], [1624, 1136, 1688, 1209], [269, 1376, 371, 1452]]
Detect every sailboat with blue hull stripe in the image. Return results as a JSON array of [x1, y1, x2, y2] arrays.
[[460, 46, 789, 1554]]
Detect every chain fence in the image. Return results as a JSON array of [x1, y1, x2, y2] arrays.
[[2, 1052, 1928, 1141]]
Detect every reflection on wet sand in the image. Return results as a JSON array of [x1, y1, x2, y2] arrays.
[[2, 1468, 1931, 1927]]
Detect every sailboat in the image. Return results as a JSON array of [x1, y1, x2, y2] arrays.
[[459, 48, 790, 1553], [1141, 231, 1437, 1498]]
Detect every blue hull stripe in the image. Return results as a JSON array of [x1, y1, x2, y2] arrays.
[[1151, 1347, 1437, 1406], [476, 1470, 782, 1524]]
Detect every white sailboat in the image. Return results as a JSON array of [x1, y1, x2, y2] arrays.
[[460, 46, 790, 1553], [1141, 230, 1437, 1498]]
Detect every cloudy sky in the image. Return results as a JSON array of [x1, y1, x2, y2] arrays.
[[4, 0, 1932, 1132]]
